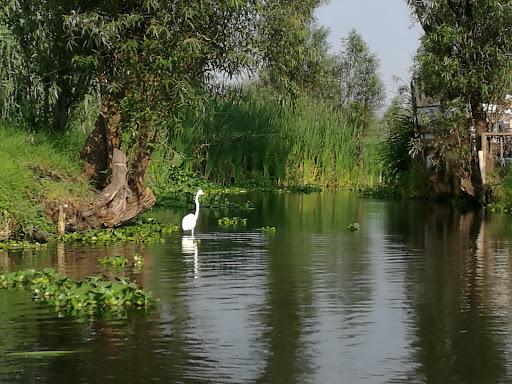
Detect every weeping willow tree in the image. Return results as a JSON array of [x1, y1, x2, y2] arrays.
[[0, 0, 94, 131]]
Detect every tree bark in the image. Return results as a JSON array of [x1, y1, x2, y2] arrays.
[[71, 56, 156, 231], [69, 149, 155, 230], [79, 94, 121, 188], [471, 100, 487, 151]]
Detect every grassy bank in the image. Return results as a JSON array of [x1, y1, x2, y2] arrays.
[[0, 124, 91, 239]]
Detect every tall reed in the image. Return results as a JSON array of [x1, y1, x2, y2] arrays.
[[150, 86, 382, 189]]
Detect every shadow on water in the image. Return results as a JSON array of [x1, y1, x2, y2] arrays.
[[2, 191, 512, 383]]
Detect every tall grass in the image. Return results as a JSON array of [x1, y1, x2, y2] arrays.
[[0, 124, 91, 238], [149, 86, 382, 189]]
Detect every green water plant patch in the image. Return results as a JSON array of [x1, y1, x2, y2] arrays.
[[256, 226, 276, 234], [346, 223, 360, 232], [98, 254, 129, 268], [62, 220, 179, 245], [218, 217, 248, 226], [98, 253, 144, 270], [0, 268, 157, 320], [0, 240, 47, 251]]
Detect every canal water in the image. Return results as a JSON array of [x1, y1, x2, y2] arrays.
[[1, 191, 512, 383]]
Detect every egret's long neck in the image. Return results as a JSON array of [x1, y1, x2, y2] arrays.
[[194, 194, 201, 218]]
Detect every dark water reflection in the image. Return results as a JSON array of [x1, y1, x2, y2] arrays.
[[2, 191, 512, 383]]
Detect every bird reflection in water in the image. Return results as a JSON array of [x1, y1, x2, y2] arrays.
[[181, 235, 199, 278]]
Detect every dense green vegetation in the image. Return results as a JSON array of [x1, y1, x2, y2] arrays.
[[150, 86, 383, 189], [0, 268, 157, 320], [405, 0, 512, 200], [0, 0, 389, 237], [0, 124, 91, 239], [4, 0, 512, 241]]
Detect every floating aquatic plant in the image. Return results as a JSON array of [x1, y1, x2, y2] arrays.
[[0, 240, 47, 250], [98, 254, 129, 268], [218, 217, 247, 226], [63, 221, 179, 245], [133, 253, 144, 268], [346, 223, 360, 232], [256, 226, 276, 233], [0, 268, 157, 320], [98, 253, 144, 270]]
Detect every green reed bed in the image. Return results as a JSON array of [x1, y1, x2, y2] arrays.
[[149, 86, 382, 190]]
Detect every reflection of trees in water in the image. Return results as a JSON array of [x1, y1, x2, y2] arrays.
[[386, 202, 511, 383], [0, 240, 197, 383], [256, 232, 315, 384], [256, 191, 371, 383]]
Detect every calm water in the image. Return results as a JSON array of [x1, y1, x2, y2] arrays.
[[2, 191, 512, 383]]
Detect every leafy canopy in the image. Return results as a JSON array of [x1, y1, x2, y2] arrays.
[[407, 0, 512, 105]]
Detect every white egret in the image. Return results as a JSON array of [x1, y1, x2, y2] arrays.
[[181, 189, 205, 235]]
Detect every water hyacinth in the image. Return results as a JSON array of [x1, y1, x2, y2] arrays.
[[256, 226, 276, 234], [98, 255, 129, 268], [218, 217, 247, 226], [0, 268, 157, 319], [62, 221, 179, 245], [346, 223, 360, 231], [98, 253, 145, 270]]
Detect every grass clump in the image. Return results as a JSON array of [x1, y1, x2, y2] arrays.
[[0, 124, 91, 240]]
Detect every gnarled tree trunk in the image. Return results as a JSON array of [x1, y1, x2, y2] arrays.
[[69, 148, 155, 231], [69, 71, 156, 230]]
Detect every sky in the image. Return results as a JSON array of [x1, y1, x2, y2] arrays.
[[314, 0, 422, 110]]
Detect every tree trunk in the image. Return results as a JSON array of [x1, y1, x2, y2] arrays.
[[471, 99, 487, 151], [72, 78, 155, 230], [470, 98, 487, 201], [79, 93, 122, 188], [70, 55, 156, 231], [68, 149, 155, 231]]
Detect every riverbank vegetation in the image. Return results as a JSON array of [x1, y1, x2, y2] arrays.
[[3, 0, 354, 232], [0, 0, 389, 241], [4, 0, 512, 243]]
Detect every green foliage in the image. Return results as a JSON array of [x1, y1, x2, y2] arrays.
[[62, 220, 179, 245], [408, 0, 512, 105], [218, 217, 247, 226], [346, 223, 360, 232], [154, 86, 380, 189], [259, 0, 327, 97], [0, 124, 91, 239], [337, 29, 385, 112], [380, 95, 417, 184], [486, 167, 512, 213], [1, 0, 93, 131], [0, 268, 157, 320]]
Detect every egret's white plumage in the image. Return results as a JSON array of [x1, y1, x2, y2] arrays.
[[181, 189, 205, 235]]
